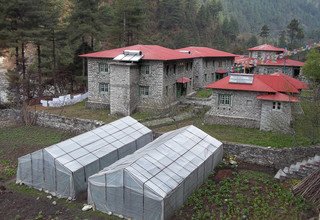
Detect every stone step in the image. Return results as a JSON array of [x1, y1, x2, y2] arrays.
[[274, 155, 319, 180]]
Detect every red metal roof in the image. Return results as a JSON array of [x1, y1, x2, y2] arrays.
[[257, 93, 299, 102], [80, 45, 193, 61], [234, 56, 304, 67], [248, 44, 285, 52], [206, 76, 277, 93], [261, 59, 304, 67], [176, 47, 236, 58], [256, 75, 299, 93], [215, 69, 228, 74], [176, 77, 191, 84], [206, 73, 307, 94], [270, 72, 308, 90]]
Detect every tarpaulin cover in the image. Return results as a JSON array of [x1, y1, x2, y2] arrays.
[[16, 116, 153, 199], [88, 125, 223, 220]]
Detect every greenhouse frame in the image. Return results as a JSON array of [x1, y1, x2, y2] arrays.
[[88, 125, 223, 220], [16, 116, 153, 199]]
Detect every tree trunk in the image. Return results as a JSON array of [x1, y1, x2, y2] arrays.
[[37, 44, 43, 97], [21, 43, 26, 80], [15, 46, 19, 69], [52, 29, 57, 95], [91, 36, 94, 50]]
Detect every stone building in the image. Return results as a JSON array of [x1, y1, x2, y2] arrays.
[[235, 44, 304, 77], [176, 47, 236, 88], [205, 73, 308, 131], [81, 45, 235, 115]]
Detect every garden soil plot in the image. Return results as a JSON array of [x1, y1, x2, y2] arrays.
[[0, 184, 119, 220], [172, 162, 317, 220], [0, 125, 75, 183]]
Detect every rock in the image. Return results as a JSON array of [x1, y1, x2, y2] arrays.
[[52, 201, 57, 205], [36, 197, 40, 200], [82, 204, 93, 211], [230, 159, 237, 165], [107, 211, 112, 215], [47, 195, 52, 200]]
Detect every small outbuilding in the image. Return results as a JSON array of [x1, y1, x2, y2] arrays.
[[88, 125, 223, 220], [16, 116, 153, 199]]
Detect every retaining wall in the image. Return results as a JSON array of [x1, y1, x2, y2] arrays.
[[0, 109, 104, 133], [224, 142, 320, 169]]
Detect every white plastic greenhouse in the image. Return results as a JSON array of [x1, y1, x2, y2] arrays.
[[88, 125, 223, 220], [16, 116, 153, 199]]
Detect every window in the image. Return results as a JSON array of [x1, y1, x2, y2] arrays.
[[273, 102, 281, 110], [99, 63, 109, 74], [172, 83, 176, 95], [204, 74, 207, 82], [139, 86, 149, 96], [99, 83, 109, 94], [218, 94, 231, 106], [212, 60, 215, 67], [141, 65, 150, 74], [173, 65, 176, 74], [186, 63, 189, 71], [218, 60, 222, 67], [165, 86, 168, 96], [190, 62, 193, 69], [166, 65, 169, 76], [205, 60, 208, 67]]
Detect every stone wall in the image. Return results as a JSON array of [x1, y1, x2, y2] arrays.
[[0, 109, 104, 133], [192, 57, 234, 89], [87, 58, 111, 107], [260, 100, 292, 132], [138, 61, 165, 107], [205, 90, 262, 128], [224, 142, 320, 169], [255, 65, 296, 76]]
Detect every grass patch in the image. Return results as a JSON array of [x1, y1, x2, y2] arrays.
[[175, 170, 314, 219], [196, 89, 212, 98], [152, 119, 311, 148], [30, 101, 118, 123], [0, 126, 73, 181]]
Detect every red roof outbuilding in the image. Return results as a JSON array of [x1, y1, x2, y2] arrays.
[[248, 44, 286, 52], [206, 73, 308, 102]]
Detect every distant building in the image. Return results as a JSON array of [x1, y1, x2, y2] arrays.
[[81, 45, 235, 115], [205, 73, 308, 132], [235, 44, 304, 77]]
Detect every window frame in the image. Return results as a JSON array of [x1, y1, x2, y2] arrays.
[[272, 102, 282, 110], [99, 83, 109, 94], [141, 65, 150, 75], [139, 86, 150, 96], [99, 63, 109, 74], [218, 94, 232, 106]]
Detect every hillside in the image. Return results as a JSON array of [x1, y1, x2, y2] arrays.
[[220, 0, 320, 35]]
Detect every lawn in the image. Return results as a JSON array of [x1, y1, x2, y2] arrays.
[[0, 126, 74, 181], [152, 119, 312, 148], [174, 167, 315, 220], [196, 89, 212, 98], [30, 101, 118, 123]]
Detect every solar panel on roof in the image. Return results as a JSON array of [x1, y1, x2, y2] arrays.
[[229, 74, 254, 84], [113, 50, 144, 62]]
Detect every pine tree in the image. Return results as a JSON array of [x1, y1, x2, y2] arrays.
[[287, 19, 304, 49], [110, 0, 146, 47], [278, 30, 287, 48], [259, 25, 270, 42]]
